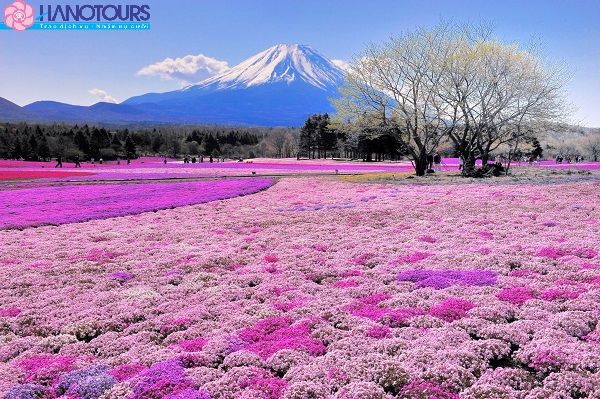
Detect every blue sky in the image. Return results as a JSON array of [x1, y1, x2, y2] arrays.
[[1, 0, 599, 126]]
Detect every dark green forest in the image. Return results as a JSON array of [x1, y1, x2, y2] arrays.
[[0, 122, 279, 161], [0, 116, 408, 162]]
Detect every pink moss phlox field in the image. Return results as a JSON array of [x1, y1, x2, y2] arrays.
[[238, 316, 326, 359], [0, 178, 274, 230], [1, 175, 600, 397]]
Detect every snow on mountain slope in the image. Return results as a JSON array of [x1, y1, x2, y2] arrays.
[[183, 44, 345, 92]]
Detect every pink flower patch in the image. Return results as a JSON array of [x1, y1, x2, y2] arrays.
[[390, 251, 434, 264], [430, 298, 476, 322], [4, 0, 35, 32], [540, 288, 585, 301], [571, 248, 598, 259], [18, 355, 78, 385], [379, 307, 426, 327], [341, 269, 363, 278], [536, 247, 567, 259], [332, 279, 358, 288], [478, 231, 493, 240], [28, 262, 52, 268], [179, 337, 207, 352], [580, 263, 600, 269], [110, 363, 146, 382], [399, 380, 459, 399], [497, 286, 537, 306], [238, 317, 325, 359], [84, 249, 121, 262], [528, 349, 565, 372], [367, 324, 391, 339], [349, 253, 375, 266], [264, 254, 279, 263], [508, 269, 540, 277], [418, 235, 438, 243], [0, 307, 21, 317], [240, 370, 288, 399]]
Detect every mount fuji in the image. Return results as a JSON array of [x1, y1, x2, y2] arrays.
[[122, 44, 346, 126], [2, 44, 346, 127]]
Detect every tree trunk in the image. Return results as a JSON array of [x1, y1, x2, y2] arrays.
[[412, 152, 428, 176], [462, 151, 477, 177]]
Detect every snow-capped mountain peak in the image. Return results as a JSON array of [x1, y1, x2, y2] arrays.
[[183, 44, 345, 92]]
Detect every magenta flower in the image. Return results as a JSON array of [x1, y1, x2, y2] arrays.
[[430, 298, 476, 322], [536, 247, 568, 259], [380, 307, 426, 327], [178, 337, 207, 352], [390, 251, 434, 264], [264, 254, 279, 263], [238, 317, 325, 359], [497, 286, 537, 305], [478, 231, 493, 240], [397, 269, 497, 289], [418, 235, 438, 243], [540, 288, 584, 301], [240, 370, 288, 399], [110, 363, 147, 382], [4, 0, 34, 32], [367, 324, 391, 339], [0, 307, 21, 317]]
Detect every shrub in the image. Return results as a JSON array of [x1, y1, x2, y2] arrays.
[[56, 364, 116, 399]]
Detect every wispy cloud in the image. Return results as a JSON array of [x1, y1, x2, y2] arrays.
[[136, 54, 230, 86], [89, 88, 118, 104], [331, 59, 350, 72]]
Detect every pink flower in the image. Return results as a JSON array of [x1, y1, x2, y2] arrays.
[[478, 231, 493, 240], [367, 324, 391, 339], [497, 286, 537, 306], [430, 298, 476, 322], [4, 0, 34, 32], [264, 254, 279, 263]]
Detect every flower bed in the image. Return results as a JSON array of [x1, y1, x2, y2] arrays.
[[0, 176, 599, 398], [0, 178, 274, 230]]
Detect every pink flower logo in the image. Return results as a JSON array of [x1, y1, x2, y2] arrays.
[[4, 0, 34, 32]]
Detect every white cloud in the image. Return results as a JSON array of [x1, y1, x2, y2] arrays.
[[136, 54, 230, 85], [331, 59, 351, 72], [89, 88, 118, 104]]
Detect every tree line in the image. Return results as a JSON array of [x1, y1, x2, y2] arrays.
[[0, 122, 302, 161], [331, 21, 571, 176], [298, 113, 403, 161]]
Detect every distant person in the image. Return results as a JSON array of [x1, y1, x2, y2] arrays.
[[200, 155, 204, 163], [433, 153, 442, 172], [458, 155, 464, 170], [74, 156, 81, 168], [55, 155, 62, 168], [495, 155, 502, 167], [164, 157, 167, 164], [427, 154, 434, 170], [117, 157, 121, 165], [209, 155, 213, 163], [99, 158, 103, 164]]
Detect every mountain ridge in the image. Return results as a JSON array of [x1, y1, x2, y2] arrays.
[[3, 44, 346, 127]]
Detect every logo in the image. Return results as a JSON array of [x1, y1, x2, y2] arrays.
[[2, 1, 151, 31], [4, 0, 34, 31]]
